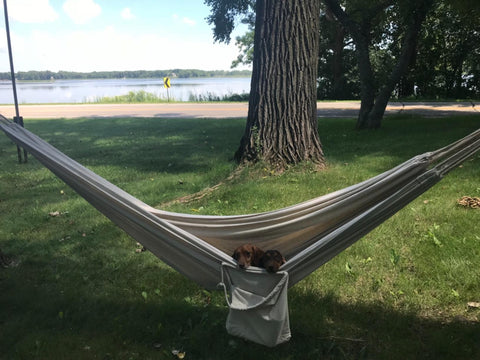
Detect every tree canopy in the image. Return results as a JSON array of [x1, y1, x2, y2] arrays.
[[229, 0, 480, 104]]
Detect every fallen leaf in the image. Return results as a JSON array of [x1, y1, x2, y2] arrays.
[[457, 196, 480, 209], [172, 350, 186, 359], [467, 302, 480, 309]]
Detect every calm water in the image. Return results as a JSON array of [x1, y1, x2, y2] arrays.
[[0, 77, 251, 104]]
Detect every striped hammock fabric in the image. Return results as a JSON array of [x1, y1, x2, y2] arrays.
[[1, 115, 479, 289]]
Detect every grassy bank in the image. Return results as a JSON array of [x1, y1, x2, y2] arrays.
[[1, 114, 479, 359], [92, 90, 172, 103], [91, 90, 249, 103]]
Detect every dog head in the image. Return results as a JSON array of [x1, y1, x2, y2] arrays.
[[232, 244, 264, 269], [259, 250, 286, 273]]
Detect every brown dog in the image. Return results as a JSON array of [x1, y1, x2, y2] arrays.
[[259, 250, 286, 273], [232, 244, 265, 269]]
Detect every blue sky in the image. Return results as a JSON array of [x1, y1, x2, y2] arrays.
[[0, 0, 249, 72]]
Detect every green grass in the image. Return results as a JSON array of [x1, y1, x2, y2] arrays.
[[188, 92, 250, 102], [92, 90, 172, 103], [1, 114, 479, 359], [91, 89, 249, 104]]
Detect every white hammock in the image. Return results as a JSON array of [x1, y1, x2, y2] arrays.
[[1, 115, 479, 289]]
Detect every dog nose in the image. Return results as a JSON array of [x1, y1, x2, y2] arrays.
[[239, 263, 245, 269]]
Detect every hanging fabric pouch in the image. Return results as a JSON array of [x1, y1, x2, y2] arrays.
[[220, 263, 291, 347]]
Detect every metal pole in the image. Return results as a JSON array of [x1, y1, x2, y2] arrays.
[[3, 0, 27, 163]]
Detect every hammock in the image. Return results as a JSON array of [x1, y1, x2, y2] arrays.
[[1, 115, 480, 289]]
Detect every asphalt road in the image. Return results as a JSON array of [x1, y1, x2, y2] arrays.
[[0, 101, 478, 119]]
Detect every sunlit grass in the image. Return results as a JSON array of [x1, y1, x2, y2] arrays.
[[90, 89, 250, 104], [1, 114, 479, 359], [92, 90, 172, 103]]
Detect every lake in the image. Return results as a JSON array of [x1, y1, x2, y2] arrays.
[[0, 77, 251, 104]]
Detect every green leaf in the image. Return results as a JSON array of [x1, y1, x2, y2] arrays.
[[390, 249, 400, 266], [345, 262, 354, 274]]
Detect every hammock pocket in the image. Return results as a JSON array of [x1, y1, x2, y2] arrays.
[[220, 263, 291, 347]]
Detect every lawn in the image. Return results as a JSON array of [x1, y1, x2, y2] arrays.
[[0, 114, 479, 359]]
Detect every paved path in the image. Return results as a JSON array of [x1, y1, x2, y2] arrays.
[[0, 101, 478, 119]]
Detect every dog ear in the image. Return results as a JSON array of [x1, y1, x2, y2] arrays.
[[232, 251, 239, 260]]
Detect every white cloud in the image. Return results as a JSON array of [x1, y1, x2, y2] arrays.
[[63, 0, 101, 24], [172, 14, 196, 27], [2, 0, 58, 23], [6, 27, 243, 72], [182, 17, 196, 26], [121, 8, 135, 20]]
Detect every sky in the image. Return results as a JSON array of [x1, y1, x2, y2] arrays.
[[0, 0, 249, 72]]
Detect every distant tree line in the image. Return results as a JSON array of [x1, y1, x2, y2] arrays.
[[0, 69, 252, 81]]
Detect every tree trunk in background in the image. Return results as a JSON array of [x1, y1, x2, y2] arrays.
[[324, 0, 432, 130], [331, 22, 347, 100], [359, 1, 431, 129], [235, 0, 325, 170], [355, 36, 376, 128]]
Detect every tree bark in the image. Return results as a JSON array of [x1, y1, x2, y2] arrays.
[[235, 0, 325, 169]]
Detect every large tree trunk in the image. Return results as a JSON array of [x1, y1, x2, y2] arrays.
[[235, 0, 325, 169]]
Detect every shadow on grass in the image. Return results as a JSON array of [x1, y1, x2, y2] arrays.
[[1, 256, 479, 359], [21, 115, 480, 178], [26, 117, 245, 175]]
